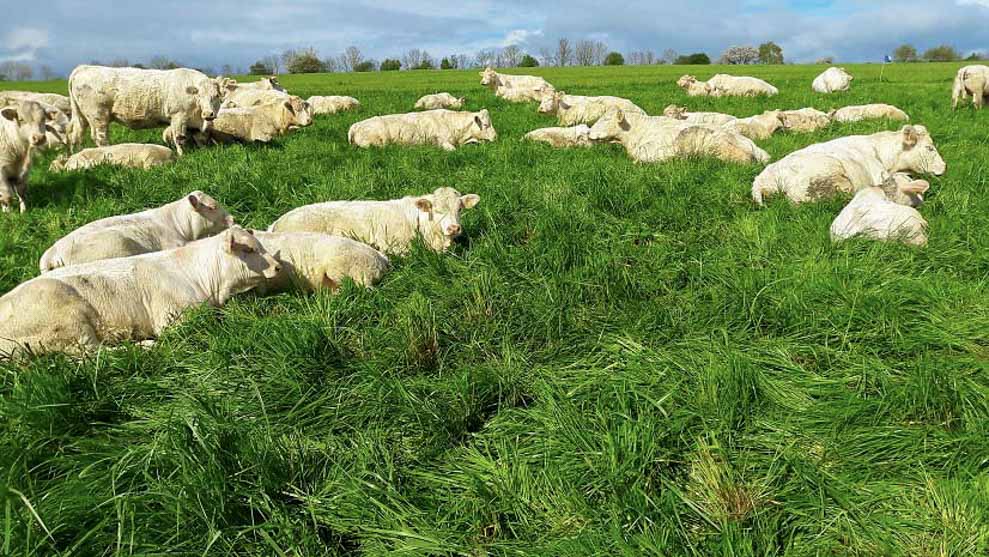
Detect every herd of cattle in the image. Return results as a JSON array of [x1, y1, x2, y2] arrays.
[[0, 61, 981, 358]]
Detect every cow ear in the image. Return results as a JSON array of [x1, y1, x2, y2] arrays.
[[903, 126, 919, 149], [188, 194, 201, 209], [186, 86, 199, 95], [415, 198, 433, 212], [44, 109, 60, 121], [0, 107, 17, 121], [474, 115, 483, 128], [460, 194, 480, 209], [900, 179, 930, 195], [284, 100, 295, 113]]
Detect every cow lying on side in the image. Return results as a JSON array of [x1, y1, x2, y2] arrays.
[[307, 96, 360, 115], [952, 65, 989, 109], [812, 67, 854, 93], [539, 91, 646, 126], [415, 93, 465, 110], [664, 105, 783, 140], [1, 101, 51, 213], [49, 144, 175, 172], [479, 67, 554, 103], [831, 177, 930, 246], [677, 74, 779, 97], [0, 91, 71, 114], [39, 191, 233, 271], [196, 100, 311, 144], [0, 226, 279, 359], [778, 108, 832, 133], [348, 109, 496, 151], [752, 126, 945, 205], [253, 232, 390, 293], [588, 109, 770, 165], [829, 104, 909, 123], [524, 125, 594, 148], [269, 187, 481, 255]]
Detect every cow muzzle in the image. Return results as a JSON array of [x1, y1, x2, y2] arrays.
[[445, 223, 462, 237], [30, 133, 47, 146]]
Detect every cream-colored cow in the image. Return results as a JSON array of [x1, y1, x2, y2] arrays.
[[254, 232, 390, 293], [829, 104, 909, 123], [778, 108, 833, 133], [830, 177, 930, 246], [524, 125, 594, 148], [677, 74, 778, 97], [414, 93, 465, 110], [348, 109, 496, 151], [539, 91, 645, 126], [49, 144, 175, 172], [0, 101, 51, 213], [307, 96, 361, 115], [812, 67, 853, 93], [479, 67, 554, 102]]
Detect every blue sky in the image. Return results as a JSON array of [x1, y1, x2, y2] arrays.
[[2, 0, 988, 74]]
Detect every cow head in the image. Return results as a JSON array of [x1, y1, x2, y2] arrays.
[[282, 96, 313, 127], [467, 109, 497, 143], [882, 174, 930, 207], [1, 101, 48, 147], [185, 190, 235, 237], [220, 226, 282, 298], [677, 75, 697, 89], [261, 76, 285, 91], [186, 78, 226, 122], [893, 125, 946, 176], [663, 104, 688, 119], [413, 187, 481, 251], [589, 108, 631, 142], [538, 90, 565, 114], [479, 67, 498, 87]]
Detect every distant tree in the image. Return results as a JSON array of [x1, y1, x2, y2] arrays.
[[758, 42, 784, 64], [556, 37, 573, 66], [603, 51, 625, 66], [322, 57, 339, 72], [451, 54, 470, 69], [40, 65, 56, 80], [519, 54, 539, 67], [354, 60, 376, 72], [500, 45, 523, 67], [380, 58, 401, 71], [440, 57, 454, 69], [575, 39, 595, 66], [662, 49, 679, 64], [249, 60, 273, 75], [965, 52, 986, 61], [403, 49, 428, 70], [893, 44, 918, 63], [342, 46, 364, 72], [923, 44, 960, 62], [148, 55, 179, 70], [815, 57, 835, 65], [285, 47, 324, 73], [538, 46, 554, 67], [592, 42, 608, 65], [261, 55, 281, 74], [626, 51, 655, 65], [109, 58, 130, 68], [132, 63, 146, 69], [720, 45, 759, 65], [676, 53, 710, 65], [475, 48, 497, 68], [414, 56, 435, 70]]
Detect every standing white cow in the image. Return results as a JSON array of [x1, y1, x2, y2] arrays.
[[479, 67, 554, 103], [588, 109, 770, 165], [0, 226, 280, 359], [348, 109, 496, 151], [268, 187, 481, 255], [0, 101, 51, 213], [539, 91, 646, 126], [67, 65, 229, 155], [812, 67, 854, 93], [952, 65, 989, 109], [414, 93, 465, 110], [830, 178, 930, 246], [752, 126, 946, 205], [677, 74, 778, 97]]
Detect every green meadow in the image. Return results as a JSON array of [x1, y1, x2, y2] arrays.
[[2, 62, 989, 555]]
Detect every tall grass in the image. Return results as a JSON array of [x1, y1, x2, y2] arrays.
[[2, 63, 989, 555]]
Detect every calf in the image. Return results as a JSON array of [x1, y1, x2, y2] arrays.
[[829, 104, 909, 123], [524, 125, 594, 148], [39, 191, 233, 271], [665, 105, 783, 140], [539, 91, 645, 126], [348, 109, 496, 151], [752, 125, 946, 205], [415, 93, 465, 110], [812, 67, 854, 93], [0, 101, 50, 213], [307, 96, 361, 115], [0, 226, 279, 359], [830, 179, 930, 246], [268, 187, 481, 255], [254, 232, 390, 293], [588, 109, 770, 165], [677, 74, 778, 97], [779, 108, 832, 133], [0, 91, 71, 114], [479, 67, 554, 103], [49, 143, 175, 172]]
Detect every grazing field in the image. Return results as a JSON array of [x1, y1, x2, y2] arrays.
[[3, 62, 989, 555]]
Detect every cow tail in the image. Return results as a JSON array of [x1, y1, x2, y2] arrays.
[[67, 72, 85, 152]]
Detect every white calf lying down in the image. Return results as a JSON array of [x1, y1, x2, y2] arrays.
[[49, 144, 175, 171], [831, 179, 930, 246], [677, 74, 779, 97], [524, 125, 593, 148], [307, 96, 361, 115], [752, 125, 945, 205], [778, 108, 833, 133], [348, 109, 496, 151], [539, 91, 646, 126], [0, 227, 279, 358], [254, 232, 390, 293], [269, 187, 481, 255], [829, 104, 909, 123], [812, 67, 853, 93], [664, 105, 784, 140], [952, 65, 989, 109], [479, 67, 554, 103], [39, 191, 234, 272], [663, 105, 737, 126], [415, 93, 465, 110], [588, 109, 770, 165], [1, 101, 52, 213]]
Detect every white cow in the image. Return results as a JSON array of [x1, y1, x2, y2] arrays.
[[779, 108, 833, 133], [539, 91, 646, 126], [39, 191, 234, 271], [414, 93, 465, 110], [348, 109, 496, 151], [479, 67, 554, 103], [49, 144, 175, 172], [269, 187, 481, 255], [663, 105, 737, 126], [829, 104, 909, 123], [952, 65, 989, 109], [0, 91, 71, 114], [752, 126, 946, 205], [677, 74, 778, 97], [0, 101, 51, 213], [253, 232, 390, 293], [812, 67, 853, 93], [307, 96, 361, 115], [664, 105, 783, 140], [198, 100, 311, 144], [588, 109, 770, 165], [524, 125, 594, 148], [830, 178, 930, 246], [0, 226, 280, 359], [67, 65, 230, 155]]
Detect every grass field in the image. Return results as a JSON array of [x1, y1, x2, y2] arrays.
[[2, 62, 989, 555]]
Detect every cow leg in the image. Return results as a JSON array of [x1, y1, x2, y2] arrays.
[[90, 111, 111, 147], [0, 175, 14, 213], [168, 115, 189, 156], [12, 177, 27, 213]]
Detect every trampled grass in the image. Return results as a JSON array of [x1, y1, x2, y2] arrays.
[[2, 62, 989, 555]]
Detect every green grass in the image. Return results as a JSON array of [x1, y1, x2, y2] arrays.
[[2, 62, 989, 555]]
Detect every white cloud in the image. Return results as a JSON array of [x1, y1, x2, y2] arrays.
[[4, 27, 49, 52], [958, 0, 989, 6], [501, 29, 543, 47]]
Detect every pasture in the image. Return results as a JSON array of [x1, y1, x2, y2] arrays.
[[3, 62, 989, 555]]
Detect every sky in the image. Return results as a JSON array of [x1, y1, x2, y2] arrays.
[[2, 0, 989, 75]]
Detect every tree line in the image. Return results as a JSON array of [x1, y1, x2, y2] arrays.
[[892, 44, 983, 63]]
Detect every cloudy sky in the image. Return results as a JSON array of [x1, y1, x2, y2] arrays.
[[3, 0, 989, 75]]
